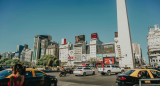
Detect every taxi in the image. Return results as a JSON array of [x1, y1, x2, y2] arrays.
[[116, 69, 160, 86], [0, 68, 57, 86]]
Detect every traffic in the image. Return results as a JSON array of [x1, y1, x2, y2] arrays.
[[1, 65, 160, 86]]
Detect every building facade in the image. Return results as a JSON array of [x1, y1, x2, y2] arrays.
[[33, 35, 59, 65], [147, 25, 160, 67], [132, 43, 142, 67], [46, 41, 59, 58], [59, 38, 72, 65]]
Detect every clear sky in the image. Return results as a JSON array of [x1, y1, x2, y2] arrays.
[[0, 0, 160, 64]]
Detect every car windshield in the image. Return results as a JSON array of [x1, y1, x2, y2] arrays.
[[77, 68, 82, 70], [124, 70, 135, 75], [0, 70, 12, 78]]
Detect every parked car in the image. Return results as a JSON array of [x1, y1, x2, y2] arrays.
[[100, 65, 124, 75], [73, 67, 95, 76], [37, 67, 45, 71], [65, 68, 73, 74], [116, 69, 160, 86], [0, 68, 57, 86]]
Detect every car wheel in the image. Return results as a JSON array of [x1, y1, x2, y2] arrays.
[[50, 82, 55, 86], [92, 71, 95, 75], [59, 74, 62, 77], [107, 71, 111, 76], [83, 72, 86, 76], [101, 72, 105, 75]]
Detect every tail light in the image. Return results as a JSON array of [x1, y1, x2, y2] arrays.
[[79, 70, 82, 71], [119, 77, 126, 80]]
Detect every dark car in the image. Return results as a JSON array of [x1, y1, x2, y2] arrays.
[[116, 69, 160, 86], [0, 68, 57, 86], [65, 68, 73, 74], [0, 67, 4, 71]]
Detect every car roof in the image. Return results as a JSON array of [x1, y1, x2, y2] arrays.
[[131, 69, 159, 71], [128, 69, 159, 78]]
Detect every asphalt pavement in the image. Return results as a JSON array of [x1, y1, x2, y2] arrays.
[[47, 69, 118, 86]]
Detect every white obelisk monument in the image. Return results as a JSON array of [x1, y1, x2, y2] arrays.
[[116, 0, 135, 68]]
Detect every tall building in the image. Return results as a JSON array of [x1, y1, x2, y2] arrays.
[[90, 33, 103, 60], [33, 35, 52, 64], [21, 49, 33, 63], [2, 52, 15, 59], [46, 41, 59, 58], [116, 0, 135, 68], [16, 45, 24, 58], [59, 38, 73, 65], [74, 35, 87, 66], [147, 24, 160, 67], [20, 44, 33, 63], [132, 43, 142, 67]]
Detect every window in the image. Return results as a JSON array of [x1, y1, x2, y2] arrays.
[[35, 71, 45, 77], [25, 71, 33, 78], [124, 70, 135, 75], [0, 70, 12, 78], [150, 71, 160, 78], [138, 71, 150, 79], [115, 66, 119, 68]]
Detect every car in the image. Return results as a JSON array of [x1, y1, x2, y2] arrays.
[[116, 69, 160, 86], [37, 67, 45, 71], [65, 68, 73, 74], [100, 65, 124, 75], [73, 67, 95, 76], [0, 67, 4, 71], [0, 68, 57, 86]]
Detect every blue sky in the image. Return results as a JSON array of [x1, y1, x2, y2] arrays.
[[0, 0, 160, 64]]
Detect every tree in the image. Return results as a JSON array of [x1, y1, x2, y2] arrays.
[[0, 58, 21, 66], [0, 58, 10, 65], [89, 58, 99, 67], [36, 55, 59, 66]]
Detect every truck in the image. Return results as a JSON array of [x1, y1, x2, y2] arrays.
[[98, 65, 124, 75]]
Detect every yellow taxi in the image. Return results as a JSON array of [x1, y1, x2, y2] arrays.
[[0, 68, 57, 86], [116, 69, 160, 86]]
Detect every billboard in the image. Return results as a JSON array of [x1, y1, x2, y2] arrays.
[[91, 33, 98, 39], [61, 38, 66, 45], [75, 35, 85, 43], [103, 57, 115, 64], [103, 44, 115, 54], [96, 54, 103, 61]]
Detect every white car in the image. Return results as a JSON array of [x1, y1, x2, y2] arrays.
[[100, 65, 124, 75], [37, 67, 45, 71], [73, 67, 95, 76]]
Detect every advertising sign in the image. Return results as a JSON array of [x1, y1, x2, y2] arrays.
[[68, 50, 74, 60], [82, 54, 86, 62], [91, 33, 98, 39], [96, 54, 103, 61], [103, 57, 115, 64], [75, 35, 85, 43], [103, 44, 115, 54]]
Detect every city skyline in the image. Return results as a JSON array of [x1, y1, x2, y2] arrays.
[[0, 0, 160, 64]]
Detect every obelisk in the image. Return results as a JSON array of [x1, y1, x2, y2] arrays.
[[116, 0, 135, 68]]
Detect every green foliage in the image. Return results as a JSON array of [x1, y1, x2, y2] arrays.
[[89, 58, 99, 67], [36, 55, 59, 66], [0, 58, 21, 66]]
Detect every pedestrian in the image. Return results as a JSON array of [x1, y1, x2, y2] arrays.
[[8, 64, 26, 86]]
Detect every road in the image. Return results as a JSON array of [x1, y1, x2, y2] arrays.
[[46, 70, 118, 86]]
